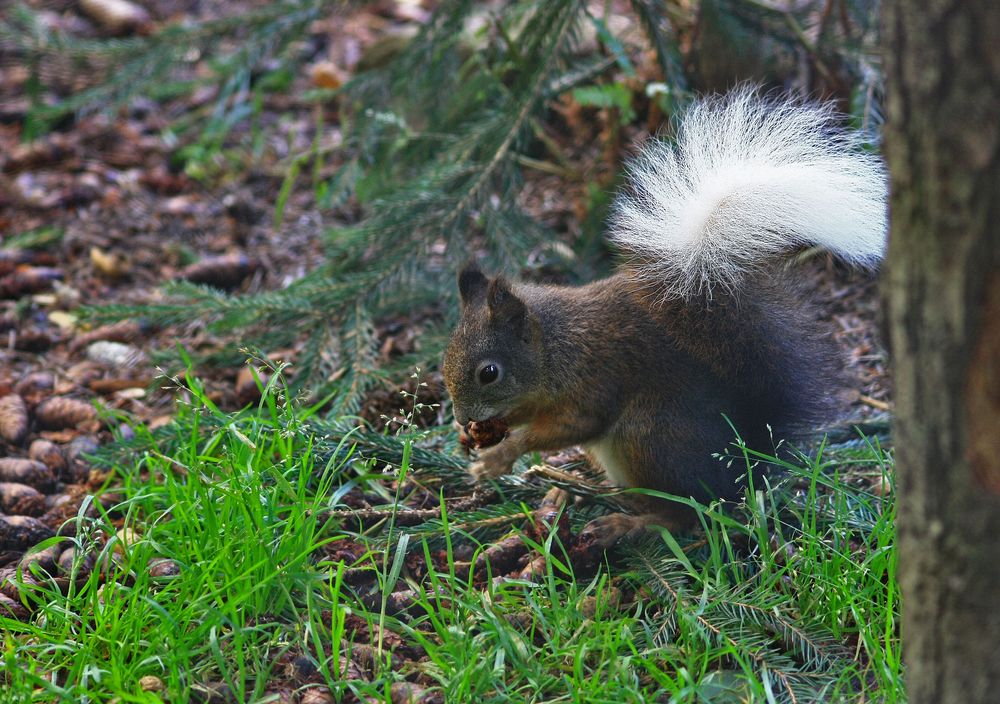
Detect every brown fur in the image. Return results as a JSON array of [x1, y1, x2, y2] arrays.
[[442, 263, 841, 524]]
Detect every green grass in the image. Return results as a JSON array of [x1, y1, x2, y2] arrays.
[[2, 371, 902, 703]]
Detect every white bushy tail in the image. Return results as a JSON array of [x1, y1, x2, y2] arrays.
[[610, 88, 887, 299]]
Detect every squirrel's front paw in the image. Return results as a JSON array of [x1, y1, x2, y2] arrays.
[[467, 457, 512, 481]]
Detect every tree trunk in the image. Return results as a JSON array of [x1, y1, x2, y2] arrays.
[[882, 2, 1000, 702]]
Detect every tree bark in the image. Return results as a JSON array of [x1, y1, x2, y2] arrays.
[[882, 2, 1000, 702]]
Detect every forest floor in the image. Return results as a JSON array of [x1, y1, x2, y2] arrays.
[[0, 1, 898, 702]]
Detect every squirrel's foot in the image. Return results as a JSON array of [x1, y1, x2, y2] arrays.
[[577, 513, 650, 551]]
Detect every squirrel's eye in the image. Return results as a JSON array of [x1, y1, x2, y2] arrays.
[[478, 364, 500, 385]]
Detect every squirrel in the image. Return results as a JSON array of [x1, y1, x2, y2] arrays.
[[442, 88, 887, 540]]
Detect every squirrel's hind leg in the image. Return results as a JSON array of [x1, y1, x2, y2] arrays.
[[578, 502, 695, 551]]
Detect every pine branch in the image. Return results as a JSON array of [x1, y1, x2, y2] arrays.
[[628, 0, 689, 90], [626, 539, 855, 703], [3, 0, 332, 134], [76, 0, 599, 395]]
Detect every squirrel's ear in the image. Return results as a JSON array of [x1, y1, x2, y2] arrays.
[[487, 277, 527, 330], [458, 264, 488, 307]]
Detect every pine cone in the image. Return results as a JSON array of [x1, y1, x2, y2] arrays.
[[0, 515, 55, 551], [235, 366, 268, 406], [178, 253, 256, 290], [0, 394, 28, 444], [29, 439, 67, 474], [0, 593, 30, 620], [69, 319, 144, 353], [0, 482, 46, 516], [0, 266, 62, 299], [35, 397, 97, 430], [0, 458, 56, 492]]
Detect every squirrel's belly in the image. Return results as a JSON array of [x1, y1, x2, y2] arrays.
[[585, 438, 631, 488]]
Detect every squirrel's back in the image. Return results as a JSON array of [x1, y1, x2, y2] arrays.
[[633, 267, 842, 446]]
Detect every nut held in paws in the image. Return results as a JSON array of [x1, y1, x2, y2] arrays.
[[464, 417, 509, 450]]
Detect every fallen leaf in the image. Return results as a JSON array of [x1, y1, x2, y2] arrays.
[[310, 61, 344, 89], [90, 247, 131, 278]]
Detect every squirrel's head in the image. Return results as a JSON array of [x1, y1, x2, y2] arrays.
[[443, 264, 542, 426]]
